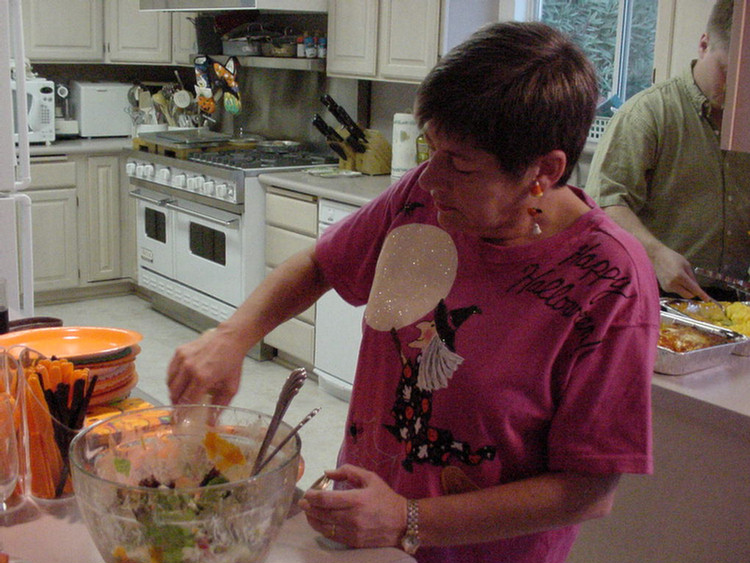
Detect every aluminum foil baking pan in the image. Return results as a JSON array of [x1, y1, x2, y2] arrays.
[[655, 312, 748, 375], [660, 298, 750, 356]]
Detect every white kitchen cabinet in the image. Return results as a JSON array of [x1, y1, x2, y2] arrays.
[[29, 188, 79, 292], [22, 0, 178, 64], [171, 13, 198, 66], [28, 153, 128, 295], [79, 156, 121, 282], [27, 157, 79, 291], [22, 0, 104, 61], [327, 0, 497, 83], [264, 188, 318, 365], [106, 0, 172, 64]]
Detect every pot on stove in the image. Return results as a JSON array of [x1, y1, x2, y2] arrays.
[[257, 140, 302, 153]]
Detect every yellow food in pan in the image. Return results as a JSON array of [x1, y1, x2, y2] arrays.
[[669, 301, 750, 336]]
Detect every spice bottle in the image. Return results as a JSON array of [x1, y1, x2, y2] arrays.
[[296, 34, 305, 58], [317, 33, 327, 59], [305, 32, 317, 59]]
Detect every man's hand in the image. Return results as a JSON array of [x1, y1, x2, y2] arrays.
[[649, 244, 712, 301]]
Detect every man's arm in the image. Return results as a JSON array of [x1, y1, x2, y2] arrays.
[[603, 205, 710, 300]]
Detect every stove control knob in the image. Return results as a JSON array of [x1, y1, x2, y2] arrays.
[[215, 183, 227, 198], [135, 164, 145, 178], [194, 176, 206, 191], [158, 167, 171, 183], [173, 173, 187, 188], [201, 180, 214, 195], [143, 164, 155, 178], [225, 186, 236, 201], [186, 176, 197, 191], [125, 161, 136, 176]]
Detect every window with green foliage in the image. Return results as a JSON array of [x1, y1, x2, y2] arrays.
[[535, 0, 657, 109]]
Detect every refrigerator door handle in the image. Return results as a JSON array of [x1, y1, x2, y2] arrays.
[[14, 193, 33, 316], [9, 0, 30, 190]]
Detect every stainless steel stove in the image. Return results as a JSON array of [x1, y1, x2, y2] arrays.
[[126, 146, 336, 357], [190, 149, 335, 171]]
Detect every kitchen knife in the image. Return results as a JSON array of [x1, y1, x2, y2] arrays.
[[312, 113, 344, 142], [320, 94, 368, 144], [312, 114, 349, 160]]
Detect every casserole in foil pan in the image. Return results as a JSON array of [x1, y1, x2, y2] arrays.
[[660, 298, 750, 356], [655, 312, 748, 375]]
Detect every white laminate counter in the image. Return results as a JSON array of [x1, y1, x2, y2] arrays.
[[258, 170, 395, 207], [30, 137, 133, 156], [0, 495, 415, 563]]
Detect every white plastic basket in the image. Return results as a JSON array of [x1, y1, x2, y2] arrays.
[[587, 116, 611, 142]]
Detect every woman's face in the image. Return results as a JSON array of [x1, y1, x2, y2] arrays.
[[417, 124, 534, 242]]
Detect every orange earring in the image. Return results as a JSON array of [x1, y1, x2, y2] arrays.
[[527, 207, 543, 236], [530, 180, 544, 198]]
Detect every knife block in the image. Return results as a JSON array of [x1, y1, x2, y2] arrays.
[[337, 128, 392, 175]]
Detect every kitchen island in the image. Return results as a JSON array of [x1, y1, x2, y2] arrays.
[[259, 169, 750, 563]]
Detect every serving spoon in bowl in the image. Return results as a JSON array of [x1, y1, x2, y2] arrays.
[[251, 367, 308, 476]]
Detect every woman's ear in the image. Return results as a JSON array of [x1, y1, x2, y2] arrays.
[[536, 150, 567, 188]]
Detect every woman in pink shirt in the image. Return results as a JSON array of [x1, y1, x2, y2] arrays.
[[168, 22, 660, 563]]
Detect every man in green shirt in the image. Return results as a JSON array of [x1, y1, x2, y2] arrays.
[[586, 0, 750, 300]]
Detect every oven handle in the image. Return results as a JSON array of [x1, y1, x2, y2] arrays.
[[129, 188, 174, 206], [165, 202, 240, 227]]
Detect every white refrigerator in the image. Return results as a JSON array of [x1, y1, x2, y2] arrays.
[[0, 0, 34, 324]]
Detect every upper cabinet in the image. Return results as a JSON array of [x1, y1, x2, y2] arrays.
[[326, 0, 498, 83], [22, 0, 194, 65], [106, 0, 172, 63], [22, 0, 105, 61]]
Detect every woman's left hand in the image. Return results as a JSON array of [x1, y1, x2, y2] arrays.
[[299, 464, 407, 549]]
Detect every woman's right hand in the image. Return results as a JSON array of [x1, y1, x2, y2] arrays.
[[167, 326, 246, 406]]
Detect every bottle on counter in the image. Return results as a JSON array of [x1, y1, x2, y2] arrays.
[[296, 34, 306, 58], [317, 33, 327, 59], [0, 277, 8, 334], [305, 32, 317, 59]]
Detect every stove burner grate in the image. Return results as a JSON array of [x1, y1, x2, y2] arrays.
[[189, 149, 336, 171]]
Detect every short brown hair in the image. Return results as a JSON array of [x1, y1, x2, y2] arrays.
[[414, 21, 598, 186], [707, 0, 734, 49]]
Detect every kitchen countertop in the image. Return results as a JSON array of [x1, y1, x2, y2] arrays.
[[0, 496, 415, 563], [30, 137, 133, 156], [258, 170, 395, 207]]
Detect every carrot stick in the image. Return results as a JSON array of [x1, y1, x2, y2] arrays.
[[26, 374, 63, 498], [61, 360, 74, 387], [48, 364, 62, 392]]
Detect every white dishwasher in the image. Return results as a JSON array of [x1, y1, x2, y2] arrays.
[[314, 199, 365, 402]]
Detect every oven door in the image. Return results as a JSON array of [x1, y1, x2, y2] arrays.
[[131, 188, 174, 279], [171, 198, 244, 307]]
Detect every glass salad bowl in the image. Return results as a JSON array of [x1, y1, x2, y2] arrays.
[[70, 405, 301, 563]]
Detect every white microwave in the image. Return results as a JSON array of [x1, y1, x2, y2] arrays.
[[12, 77, 55, 144]]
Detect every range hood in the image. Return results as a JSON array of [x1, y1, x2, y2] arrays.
[[140, 0, 326, 11]]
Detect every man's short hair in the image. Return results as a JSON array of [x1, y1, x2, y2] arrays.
[[707, 0, 734, 49]]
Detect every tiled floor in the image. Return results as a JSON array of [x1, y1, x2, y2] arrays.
[[36, 294, 349, 489]]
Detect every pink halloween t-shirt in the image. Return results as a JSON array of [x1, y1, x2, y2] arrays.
[[315, 164, 659, 563]]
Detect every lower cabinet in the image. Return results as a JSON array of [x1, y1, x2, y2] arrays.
[[263, 187, 318, 365], [29, 153, 129, 294], [28, 187, 78, 291]]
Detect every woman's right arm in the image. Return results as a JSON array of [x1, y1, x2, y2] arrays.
[[167, 245, 330, 405]]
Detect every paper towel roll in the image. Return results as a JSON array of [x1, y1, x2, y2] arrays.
[[391, 113, 421, 179]]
